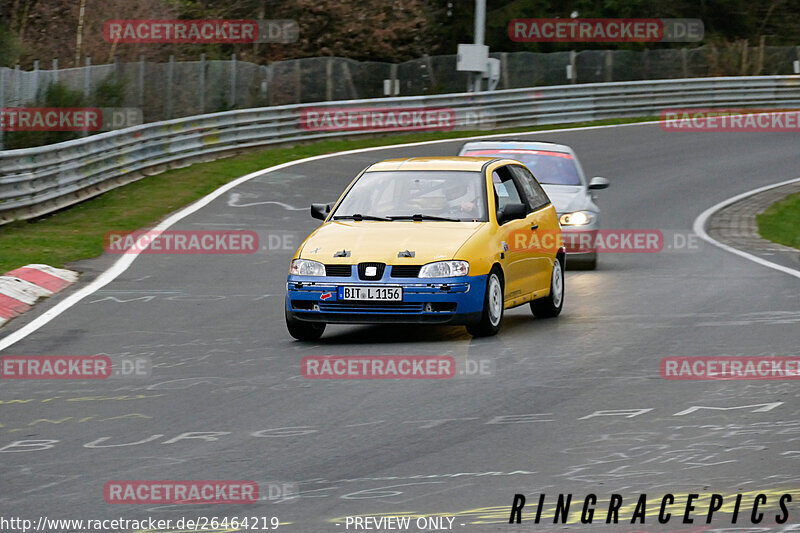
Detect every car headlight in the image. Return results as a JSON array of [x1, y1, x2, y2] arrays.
[[418, 261, 469, 278], [559, 211, 596, 226], [290, 259, 326, 276]]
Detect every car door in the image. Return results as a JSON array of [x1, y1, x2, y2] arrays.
[[510, 164, 558, 294], [490, 165, 534, 304]]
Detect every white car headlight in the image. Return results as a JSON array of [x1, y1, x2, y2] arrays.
[[418, 261, 469, 278], [290, 259, 326, 276], [559, 211, 595, 226]]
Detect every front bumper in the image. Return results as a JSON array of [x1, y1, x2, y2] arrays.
[[562, 227, 599, 255], [285, 273, 486, 325]]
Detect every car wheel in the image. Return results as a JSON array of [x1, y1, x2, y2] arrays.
[[285, 308, 326, 341], [531, 256, 564, 318], [466, 268, 504, 337]]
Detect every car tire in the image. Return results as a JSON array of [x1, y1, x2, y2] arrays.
[[531, 256, 564, 318], [285, 308, 326, 341], [466, 268, 504, 337]]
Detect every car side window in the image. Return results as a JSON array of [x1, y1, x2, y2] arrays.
[[511, 165, 551, 212], [492, 166, 525, 212]]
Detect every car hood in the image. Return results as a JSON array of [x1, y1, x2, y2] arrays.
[[541, 184, 594, 214], [299, 221, 483, 264]]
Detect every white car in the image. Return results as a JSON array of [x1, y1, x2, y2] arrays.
[[459, 140, 609, 269]]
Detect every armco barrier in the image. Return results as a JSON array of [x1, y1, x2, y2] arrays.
[[1, 76, 799, 224]]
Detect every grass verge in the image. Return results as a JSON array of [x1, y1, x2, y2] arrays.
[[756, 191, 800, 249], [0, 116, 653, 273]]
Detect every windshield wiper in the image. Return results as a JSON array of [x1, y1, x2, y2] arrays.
[[388, 214, 460, 222], [332, 213, 390, 221]]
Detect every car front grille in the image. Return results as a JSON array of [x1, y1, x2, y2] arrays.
[[325, 264, 352, 277], [358, 262, 385, 280], [390, 265, 422, 278], [319, 301, 423, 314]]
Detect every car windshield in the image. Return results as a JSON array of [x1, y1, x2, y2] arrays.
[[332, 170, 488, 222], [463, 149, 581, 185]]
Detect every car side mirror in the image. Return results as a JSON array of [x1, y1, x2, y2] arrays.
[[311, 203, 331, 220], [497, 203, 527, 225], [588, 176, 610, 190]]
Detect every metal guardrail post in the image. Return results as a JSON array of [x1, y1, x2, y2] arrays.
[[167, 55, 174, 119], [230, 54, 237, 108], [0, 68, 5, 151], [138, 55, 145, 108], [569, 51, 577, 84], [32, 60, 39, 100], [326, 59, 333, 101], [200, 53, 206, 114], [13, 64, 20, 104], [795, 47, 800, 74], [83, 56, 91, 99]]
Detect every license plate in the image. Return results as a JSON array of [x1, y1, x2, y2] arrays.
[[338, 286, 402, 301]]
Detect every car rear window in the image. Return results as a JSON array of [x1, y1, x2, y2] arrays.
[[463, 149, 581, 186]]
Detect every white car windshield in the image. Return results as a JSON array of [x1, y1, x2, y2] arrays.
[[332, 170, 488, 222], [463, 149, 581, 185]]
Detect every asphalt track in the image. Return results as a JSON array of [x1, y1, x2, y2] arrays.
[[1, 123, 799, 532]]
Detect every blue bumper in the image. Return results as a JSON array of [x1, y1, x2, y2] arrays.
[[286, 273, 486, 325]]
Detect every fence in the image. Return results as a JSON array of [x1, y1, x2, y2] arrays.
[[2, 46, 800, 126], [2, 75, 800, 225]]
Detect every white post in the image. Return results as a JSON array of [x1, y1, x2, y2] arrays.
[[472, 0, 486, 92]]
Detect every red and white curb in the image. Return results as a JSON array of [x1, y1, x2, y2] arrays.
[[0, 265, 78, 327]]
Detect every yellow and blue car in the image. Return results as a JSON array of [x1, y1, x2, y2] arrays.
[[285, 157, 565, 340]]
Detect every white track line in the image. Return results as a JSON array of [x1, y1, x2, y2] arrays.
[[693, 177, 800, 280], [0, 118, 719, 351]]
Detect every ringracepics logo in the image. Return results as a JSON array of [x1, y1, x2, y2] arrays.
[[104, 19, 299, 44], [0, 108, 142, 131], [103, 481, 258, 504], [300, 107, 456, 133], [509, 18, 703, 42], [661, 357, 800, 380], [660, 109, 800, 132], [508, 492, 794, 525], [104, 230, 258, 254]]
